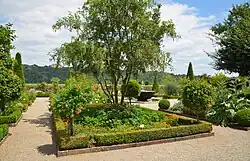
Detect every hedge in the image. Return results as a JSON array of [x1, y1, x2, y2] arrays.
[[0, 124, 8, 141], [0, 110, 22, 124], [53, 108, 212, 150], [36, 91, 51, 97]]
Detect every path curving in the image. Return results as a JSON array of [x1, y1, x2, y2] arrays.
[[0, 98, 250, 161]]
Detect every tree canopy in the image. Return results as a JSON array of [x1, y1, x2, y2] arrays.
[[209, 2, 250, 76], [51, 0, 177, 104]]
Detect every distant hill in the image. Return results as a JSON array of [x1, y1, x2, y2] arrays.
[[24, 64, 69, 83], [23, 64, 186, 84]]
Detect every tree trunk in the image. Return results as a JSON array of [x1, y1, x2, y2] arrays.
[[68, 118, 74, 136]]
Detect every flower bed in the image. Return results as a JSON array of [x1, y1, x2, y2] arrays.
[[52, 104, 213, 151]]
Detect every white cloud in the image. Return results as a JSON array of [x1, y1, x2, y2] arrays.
[[0, 0, 218, 75], [161, 2, 217, 75]]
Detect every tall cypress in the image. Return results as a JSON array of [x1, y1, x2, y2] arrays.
[[14, 52, 25, 83], [187, 62, 194, 80], [152, 76, 159, 93]]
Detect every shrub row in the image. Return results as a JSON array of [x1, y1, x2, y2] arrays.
[[0, 110, 22, 124], [0, 124, 8, 141], [36, 91, 51, 97], [53, 109, 212, 150], [25, 84, 64, 92]]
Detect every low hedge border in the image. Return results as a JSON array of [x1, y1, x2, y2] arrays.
[[0, 110, 22, 125], [36, 92, 51, 97], [52, 108, 213, 154], [58, 132, 214, 157], [0, 124, 9, 145], [229, 124, 250, 131]]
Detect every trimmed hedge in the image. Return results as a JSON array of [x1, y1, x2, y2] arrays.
[[0, 110, 22, 124], [36, 91, 51, 97], [158, 99, 170, 109], [234, 108, 250, 127], [52, 107, 212, 150], [0, 124, 8, 141]]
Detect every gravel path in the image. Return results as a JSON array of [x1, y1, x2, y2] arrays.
[[0, 98, 250, 161]]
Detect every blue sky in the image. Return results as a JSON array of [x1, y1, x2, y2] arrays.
[[0, 0, 247, 75]]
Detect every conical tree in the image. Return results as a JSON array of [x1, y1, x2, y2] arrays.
[[152, 76, 159, 93], [14, 52, 25, 83], [187, 62, 194, 80]]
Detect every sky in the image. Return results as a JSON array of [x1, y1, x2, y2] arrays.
[[0, 0, 247, 75]]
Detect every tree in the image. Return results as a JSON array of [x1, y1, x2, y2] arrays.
[[51, 0, 177, 105], [0, 23, 23, 112], [51, 77, 60, 92], [208, 3, 250, 76], [186, 62, 194, 80], [0, 65, 23, 112], [122, 80, 141, 105], [152, 76, 159, 93], [14, 52, 25, 83], [182, 79, 215, 122]]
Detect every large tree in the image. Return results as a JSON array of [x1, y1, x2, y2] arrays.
[[0, 24, 23, 112], [51, 0, 177, 104], [209, 3, 250, 76]]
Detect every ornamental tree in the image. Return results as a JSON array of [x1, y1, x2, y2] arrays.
[[14, 52, 25, 83], [122, 80, 141, 105], [186, 62, 194, 80], [182, 79, 215, 122], [209, 3, 250, 76], [51, 0, 177, 105]]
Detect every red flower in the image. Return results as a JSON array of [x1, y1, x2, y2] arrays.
[[76, 84, 81, 89]]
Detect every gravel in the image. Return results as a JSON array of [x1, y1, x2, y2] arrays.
[[0, 98, 250, 161]]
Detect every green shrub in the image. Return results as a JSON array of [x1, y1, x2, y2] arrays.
[[122, 80, 141, 104], [152, 76, 159, 93], [182, 79, 215, 121], [0, 66, 24, 112], [0, 124, 8, 141], [36, 91, 51, 97], [37, 82, 47, 92], [164, 82, 181, 96], [0, 109, 22, 124], [158, 99, 170, 109], [234, 108, 250, 127]]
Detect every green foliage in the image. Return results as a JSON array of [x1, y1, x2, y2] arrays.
[[52, 0, 177, 104], [13, 52, 25, 83], [234, 108, 250, 127], [51, 77, 60, 92], [0, 23, 16, 69], [186, 62, 194, 80], [0, 66, 23, 112], [0, 109, 22, 124], [209, 3, 250, 76], [158, 99, 170, 109], [152, 76, 160, 93], [37, 82, 47, 92], [19, 91, 36, 111], [74, 105, 166, 128], [170, 101, 184, 112], [0, 124, 8, 141], [36, 91, 51, 97], [122, 80, 141, 104], [164, 82, 181, 96], [182, 79, 215, 120], [209, 73, 229, 87]]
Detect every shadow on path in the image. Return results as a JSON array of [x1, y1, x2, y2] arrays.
[[23, 112, 52, 128]]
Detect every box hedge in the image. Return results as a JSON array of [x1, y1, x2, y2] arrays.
[[0, 124, 8, 141], [0, 110, 22, 124], [53, 108, 212, 150]]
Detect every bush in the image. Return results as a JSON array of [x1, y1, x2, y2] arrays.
[[0, 124, 8, 141], [0, 66, 24, 112], [37, 82, 47, 92], [158, 99, 170, 109], [0, 109, 22, 124], [36, 91, 51, 97], [152, 76, 159, 93], [234, 108, 250, 127], [182, 79, 215, 121], [122, 80, 141, 104], [164, 82, 181, 96]]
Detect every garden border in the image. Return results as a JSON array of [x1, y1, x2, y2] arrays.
[[0, 133, 9, 147], [57, 131, 214, 157], [229, 124, 250, 131], [8, 114, 23, 127]]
